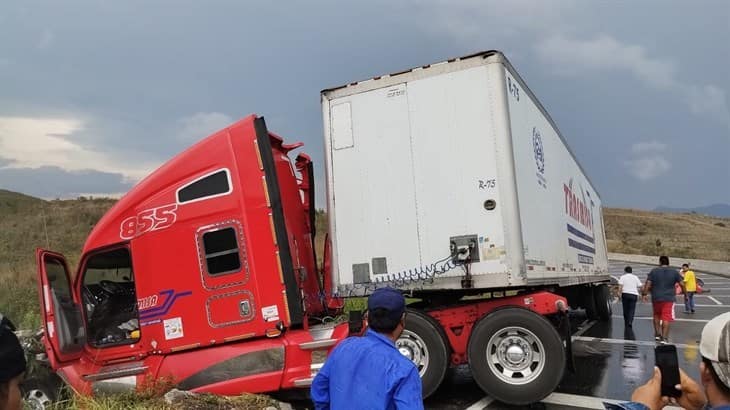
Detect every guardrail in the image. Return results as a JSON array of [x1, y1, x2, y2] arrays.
[[609, 253, 730, 278]]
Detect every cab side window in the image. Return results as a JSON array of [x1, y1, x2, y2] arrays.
[[202, 227, 241, 275]]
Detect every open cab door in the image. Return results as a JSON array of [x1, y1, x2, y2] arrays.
[[36, 249, 85, 369]]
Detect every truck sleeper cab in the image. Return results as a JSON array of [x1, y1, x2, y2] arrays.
[[36, 115, 348, 397]]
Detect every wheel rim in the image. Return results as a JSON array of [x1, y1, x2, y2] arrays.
[[486, 326, 546, 385], [397, 329, 430, 377], [25, 389, 52, 410]]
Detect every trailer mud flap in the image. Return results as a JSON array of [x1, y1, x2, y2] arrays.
[[558, 311, 574, 373], [254, 117, 304, 326]]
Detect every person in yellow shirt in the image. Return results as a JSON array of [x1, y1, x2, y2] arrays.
[[682, 263, 697, 313]]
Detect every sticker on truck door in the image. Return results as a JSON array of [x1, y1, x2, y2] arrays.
[[261, 305, 280, 322], [163, 317, 184, 340]]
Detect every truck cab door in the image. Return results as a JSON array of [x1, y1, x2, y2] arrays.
[[36, 249, 85, 368]]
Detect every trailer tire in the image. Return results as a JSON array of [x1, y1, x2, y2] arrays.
[[397, 309, 449, 399], [582, 286, 597, 320], [467, 307, 565, 405], [593, 284, 612, 321]]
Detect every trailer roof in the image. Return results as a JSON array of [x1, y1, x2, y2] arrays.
[[321, 50, 501, 98], [320, 50, 602, 201]]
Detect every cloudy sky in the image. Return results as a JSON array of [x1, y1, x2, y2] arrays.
[[0, 1, 728, 209]]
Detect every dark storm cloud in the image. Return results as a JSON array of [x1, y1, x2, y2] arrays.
[[0, 0, 727, 208], [0, 166, 133, 199]]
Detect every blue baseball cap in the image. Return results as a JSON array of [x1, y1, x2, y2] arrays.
[[368, 287, 406, 320]]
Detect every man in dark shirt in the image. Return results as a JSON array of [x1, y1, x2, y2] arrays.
[[642, 256, 684, 344], [311, 287, 423, 410]]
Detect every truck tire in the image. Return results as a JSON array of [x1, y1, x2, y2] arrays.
[[582, 286, 597, 320], [22, 378, 57, 410], [467, 307, 565, 405], [397, 309, 449, 398], [593, 284, 612, 321]]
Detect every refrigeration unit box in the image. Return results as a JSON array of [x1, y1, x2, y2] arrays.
[[321, 50, 609, 296]]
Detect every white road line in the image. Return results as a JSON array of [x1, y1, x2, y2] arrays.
[[465, 396, 494, 410], [707, 296, 723, 305], [541, 392, 682, 410], [573, 320, 598, 337], [612, 315, 709, 323], [573, 335, 698, 350], [677, 303, 730, 308], [542, 392, 616, 409]]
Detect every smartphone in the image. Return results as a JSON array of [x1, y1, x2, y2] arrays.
[[655, 344, 681, 397]]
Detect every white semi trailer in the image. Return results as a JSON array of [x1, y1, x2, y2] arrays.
[[320, 50, 611, 404]]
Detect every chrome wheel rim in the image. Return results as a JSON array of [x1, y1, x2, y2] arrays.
[[397, 329, 430, 377], [486, 326, 545, 385], [25, 389, 52, 410]]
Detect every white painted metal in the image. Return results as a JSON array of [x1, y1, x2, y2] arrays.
[[504, 65, 609, 282], [321, 51, 609, 294]]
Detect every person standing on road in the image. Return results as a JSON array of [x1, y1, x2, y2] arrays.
[[310, 287, 423, 410], [619, 266, 642, 328], [642, 256, 684, 344], [604, 311, 730, 410], [0, 314, 27, 410], [682, 263, 697, 314]]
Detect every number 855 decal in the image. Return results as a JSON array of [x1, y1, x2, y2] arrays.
[[120, 204, 178, 240]]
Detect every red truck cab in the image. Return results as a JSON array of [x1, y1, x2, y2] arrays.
[[36, 115, 347, 396]]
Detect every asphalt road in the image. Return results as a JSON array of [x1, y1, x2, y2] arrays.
[[425, 260, 730, 410]]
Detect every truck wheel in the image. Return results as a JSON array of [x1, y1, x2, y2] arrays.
[[582, 286, 597, 320], [397, 309, 449, 398], [22, 379, 57, 410], [593, 284, 612, 321], [467, 308, 565, 405]]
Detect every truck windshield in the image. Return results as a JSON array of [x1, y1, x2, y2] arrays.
[[81, 248, 140, 347]]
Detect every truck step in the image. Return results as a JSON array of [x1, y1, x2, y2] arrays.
[[299, 338, 337, 350]]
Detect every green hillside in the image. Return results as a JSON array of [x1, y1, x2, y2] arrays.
[[0, 190, 116, 327], [1, 188, 728, 329]]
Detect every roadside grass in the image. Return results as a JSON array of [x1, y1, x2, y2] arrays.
[[47, 392, 281, 410], [0, 192, 115, 330]]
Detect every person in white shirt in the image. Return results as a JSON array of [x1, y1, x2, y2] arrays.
[[618, 266, 643, 328]]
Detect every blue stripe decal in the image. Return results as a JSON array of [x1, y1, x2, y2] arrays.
[[139, 289, 193, 320], [138, 289, 174, 317], [566, 224, 594, 244], [568, 238, 595, 254]]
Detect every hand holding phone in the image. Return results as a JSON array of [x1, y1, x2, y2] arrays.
[[655, 345, 681, 398]]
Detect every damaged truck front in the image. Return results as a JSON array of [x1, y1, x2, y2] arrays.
[[35, 115, 346, 398]]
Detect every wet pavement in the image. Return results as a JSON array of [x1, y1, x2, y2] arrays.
[[425, 260, 730, 409]]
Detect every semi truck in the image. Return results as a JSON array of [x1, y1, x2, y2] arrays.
[[33, 50, 610, 406]]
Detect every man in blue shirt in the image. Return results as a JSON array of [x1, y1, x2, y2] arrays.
[[605, 312, 730, 410], [311, 287, 423, 410]]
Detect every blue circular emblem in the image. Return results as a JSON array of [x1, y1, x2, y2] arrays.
[[532, 127, 545, 174]]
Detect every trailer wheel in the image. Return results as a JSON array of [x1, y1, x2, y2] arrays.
[[467, 308, 564, 405], [593, 284, 612, 321], [397, 309, 449, 398], [581, 286, 597, 320]]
